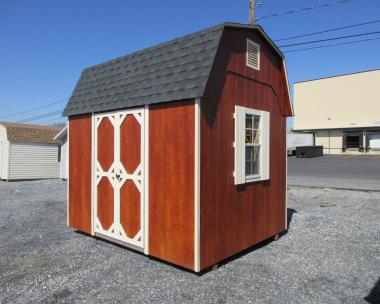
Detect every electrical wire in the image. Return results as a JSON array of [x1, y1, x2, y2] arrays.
[[275, 19, 380, 41], [278, 30, 380, 47], [282, 36, 380, 53], [256, 0, 356, 21], [0, 98, 67, 119], [17, 110, 63, 123]]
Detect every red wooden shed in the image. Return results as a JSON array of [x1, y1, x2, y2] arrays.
[[64, 22, 293, 272]]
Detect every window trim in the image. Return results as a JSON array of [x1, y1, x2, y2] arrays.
[[234, 106, 270, 185], [245, 109, 262, 182], [246, 39, 260, 71]]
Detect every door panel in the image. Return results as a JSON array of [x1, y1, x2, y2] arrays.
[[120, 180, 141, 238], [120, 115, 141, 173], [97, 117, 114, 171], [94, 109, 145, 249], [97, 177, 115, 230]]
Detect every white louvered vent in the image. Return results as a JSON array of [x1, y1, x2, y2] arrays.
[[246, 39, 260, 70]]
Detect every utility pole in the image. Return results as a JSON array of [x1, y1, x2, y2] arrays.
[[249, 0, 254, 25]]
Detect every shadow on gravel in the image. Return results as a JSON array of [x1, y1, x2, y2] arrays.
[[365, 277, 380, 303], [202, 208, 298, 275], [72, 209, 298, 276], [287, 208, 297, 231]]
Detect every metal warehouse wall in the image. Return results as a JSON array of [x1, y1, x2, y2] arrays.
[[293, 69, 380, 131]]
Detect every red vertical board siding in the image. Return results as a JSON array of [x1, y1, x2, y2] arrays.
[[200, 28, 287, 269], [68, 114, 92, 234], [149, 100, 195, 270]]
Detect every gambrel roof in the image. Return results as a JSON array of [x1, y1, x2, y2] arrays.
[[64, 22, 290, 117]]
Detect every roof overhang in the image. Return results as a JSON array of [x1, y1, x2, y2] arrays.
[[54, 125, 67, 140]]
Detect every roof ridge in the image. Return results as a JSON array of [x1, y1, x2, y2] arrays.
[[0, 122, 62, 130], [85, 23, 226, 72]]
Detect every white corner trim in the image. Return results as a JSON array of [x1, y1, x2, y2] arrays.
[[194, 98, 201, 272], [91, 113, 95, 235], [144, 105, 149, 255], [67, 121, 70, 227], [282, 60, 294, 116], [285, 119, 288, 230]]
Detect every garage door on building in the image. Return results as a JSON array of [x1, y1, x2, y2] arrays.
[[369, 134, 380, 150]]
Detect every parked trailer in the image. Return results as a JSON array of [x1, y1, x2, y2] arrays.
[[287, 132, 314, 155]]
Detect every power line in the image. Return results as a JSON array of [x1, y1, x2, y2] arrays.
[[283, 37, 380, 53], [43, 117, 67, 123], [0, 98, 67, 119], [275, 19, 380, 42], [17, 110, 63, 123], [278, 30, 380, 47], [256, 0, 356, 21]]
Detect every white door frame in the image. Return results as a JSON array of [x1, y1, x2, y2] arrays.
[[92, 108, 146, 250]]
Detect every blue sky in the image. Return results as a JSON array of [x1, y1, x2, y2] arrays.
[[0, 0, 379, 125]]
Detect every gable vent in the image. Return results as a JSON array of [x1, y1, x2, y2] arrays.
[[247, 39, 260, 70]]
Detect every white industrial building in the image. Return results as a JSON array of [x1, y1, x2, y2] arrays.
[[0, 122, 63, 180], [293, 69, 380, 154]]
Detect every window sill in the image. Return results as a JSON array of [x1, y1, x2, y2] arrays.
[[246, 175, 261, 183]]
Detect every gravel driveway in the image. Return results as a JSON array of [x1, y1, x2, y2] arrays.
[[0, 180, 379, 303]]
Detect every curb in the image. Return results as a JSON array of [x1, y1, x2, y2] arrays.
[[288, 184, 380, 193]]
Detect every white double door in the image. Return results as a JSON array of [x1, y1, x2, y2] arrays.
[[93, 108, 145, 249]]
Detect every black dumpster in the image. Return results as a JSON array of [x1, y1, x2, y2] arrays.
[[296, 146, 323, 158]]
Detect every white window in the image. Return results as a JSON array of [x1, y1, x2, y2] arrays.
[[234, 106, 270, 185], [246, 39, 260, 70]]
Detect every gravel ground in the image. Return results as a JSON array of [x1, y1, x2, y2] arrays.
[[0, 180, 379, 304]]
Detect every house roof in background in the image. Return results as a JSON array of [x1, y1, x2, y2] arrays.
[[63, 22, 285, 117], [0, 122, 63, 144]]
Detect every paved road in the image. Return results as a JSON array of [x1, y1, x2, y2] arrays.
[[288, 155, 380, 191]]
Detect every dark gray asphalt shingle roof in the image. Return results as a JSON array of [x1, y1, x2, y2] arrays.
[[63, 23, 283, 116]]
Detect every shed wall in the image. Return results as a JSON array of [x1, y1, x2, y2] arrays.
[[200, 28, 287, 269], [0, 125, 10, 179], [148, 100, 195, 270], [8, 142, 60, 180], [68, 114, 92, 234]]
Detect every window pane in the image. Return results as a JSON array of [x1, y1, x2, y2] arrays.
[[253, 130, 260, 144], [245, 146, 254, 176], [246, 114, 253, 129], [253, 146, 260, 175], [254, 115, 260, 129], [246, 160, 253, 176], [245, 129, 253, 143], [246, 146, 253, 161]]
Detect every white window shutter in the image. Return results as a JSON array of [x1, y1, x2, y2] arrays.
[[234, 106, 246, 185], [261, 110, 270, 180]]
